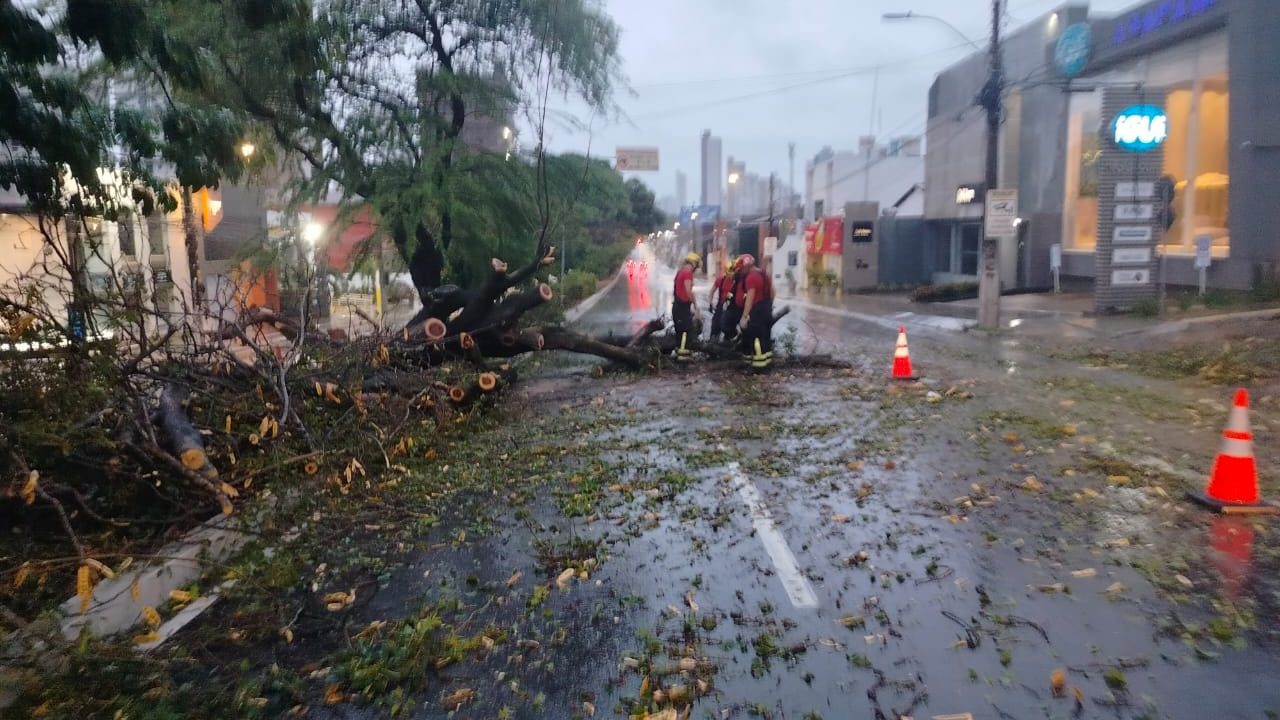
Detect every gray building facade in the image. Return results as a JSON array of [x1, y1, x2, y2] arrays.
[[924, 4, 1089, 290], [923, 0, 1280, 301]]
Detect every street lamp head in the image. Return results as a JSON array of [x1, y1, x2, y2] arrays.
[[239, 142, 256, 159], [882, 12, 914, 20], [302, 221, 324, 245], [727, 172, 740, 185]]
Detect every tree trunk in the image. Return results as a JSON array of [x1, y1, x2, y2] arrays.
[[155, 385, 218, 481]]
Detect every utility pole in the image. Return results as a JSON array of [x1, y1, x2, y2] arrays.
[[976, 0, 1004, 329], [864, 65, 880, 202], [768, 173, 776, 226], [788, 142, 796, 217]]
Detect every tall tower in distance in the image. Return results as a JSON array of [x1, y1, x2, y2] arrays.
[[700, 130, 722, 208], [675, 171, 687, 212]]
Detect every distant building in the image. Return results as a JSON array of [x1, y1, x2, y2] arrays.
[[675, 171, 687, 211], [700, 131, 722, 207], [804, 136, 924, 221]]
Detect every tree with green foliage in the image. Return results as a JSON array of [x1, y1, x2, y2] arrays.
[[115, 0, 625, 302]]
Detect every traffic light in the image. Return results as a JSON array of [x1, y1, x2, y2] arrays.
[[1156, 176, 1176, 232]]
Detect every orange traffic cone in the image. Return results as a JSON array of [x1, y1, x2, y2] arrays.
[[892, 326, 917, 380], [1188, 389, 1278, 514]]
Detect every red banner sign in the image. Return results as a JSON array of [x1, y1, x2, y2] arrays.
[[805, 218, 843, 256]]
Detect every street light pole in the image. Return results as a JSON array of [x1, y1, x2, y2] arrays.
[[976, 0, 1004, 329], [881, 11, 983, 50], [883, 6, 1002, 327]]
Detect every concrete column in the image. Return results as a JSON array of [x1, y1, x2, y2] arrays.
[[1228, 0, 1280, 286]]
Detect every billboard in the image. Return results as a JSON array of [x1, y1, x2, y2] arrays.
[[679, 205, 720, 226], [616, 147, 660, 172]]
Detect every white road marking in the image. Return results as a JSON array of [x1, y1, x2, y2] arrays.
[[726, 460, 819, 609]]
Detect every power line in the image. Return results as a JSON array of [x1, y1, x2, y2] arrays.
[[627, 40, 977, 120], [632, 67, 882, 91]]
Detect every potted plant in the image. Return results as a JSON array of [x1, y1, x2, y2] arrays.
[[807, 266, 826, 294], [824, 270, 839, 297]]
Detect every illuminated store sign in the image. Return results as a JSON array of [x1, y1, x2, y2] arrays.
[[1113, 0, 1220, 47], [1112, 105, 1168, 152]]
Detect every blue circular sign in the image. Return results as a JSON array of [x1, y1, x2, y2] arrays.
[[1112, 105, 1168, 153], [1054, 23, 1093, 79]]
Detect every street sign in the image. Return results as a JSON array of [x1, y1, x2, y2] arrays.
[[1195, 235, 1213, 269], [1112, 247, 1152, 265], [1115, 181, 1155, 199], [615, 147, 659, 172], [984, 189, 1018, 239], [1114, 204, 1154, 221], [68, 307, 86, 341], [1111, 268, 1151, 286], [1195, 234, 1212, 296], [1113, 226, 1153, 243]]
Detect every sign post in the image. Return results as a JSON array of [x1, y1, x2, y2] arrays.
[[984, 190, 1019, 240], [1195, 234, 1212, 296], [1050, 243, 1062, 294]]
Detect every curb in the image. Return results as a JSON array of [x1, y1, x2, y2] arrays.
[[1121, 307, 1280, 338], [57, 513, 251, 642], [564, 268, 624, 325]]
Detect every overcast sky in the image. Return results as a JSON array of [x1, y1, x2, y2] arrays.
[[541, 0, 1141, 203]]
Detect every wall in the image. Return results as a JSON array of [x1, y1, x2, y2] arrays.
[[877, 217, 930, 286], [0, 212, 72, 329]]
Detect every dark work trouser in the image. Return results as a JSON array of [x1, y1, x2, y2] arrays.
[[672, 300, 694, 358], [722, 304, 742, 343], [710, 302, 726, 340], [739, 300, 773, 368]]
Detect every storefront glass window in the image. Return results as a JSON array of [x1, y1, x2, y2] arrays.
[[1062, 31, 1229, 256], [1063, 92, 1102, 250], [959, 225, 980, 275]]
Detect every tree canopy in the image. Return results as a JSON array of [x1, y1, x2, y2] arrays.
[[0, 0, 250, 217], [2, 0, 654, 298]]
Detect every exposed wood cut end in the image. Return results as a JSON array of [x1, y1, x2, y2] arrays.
[[180, 448, 208, 471], [448, 386, 466, 404], [459, 332, 476, 350], [521, 330, 545, 351], [423, 317, 447, 341], [538, 283, 553, 301], [492, 258, 509, 273], [478, 372, 499, 392]]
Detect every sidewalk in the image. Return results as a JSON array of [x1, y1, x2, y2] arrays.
[[783, 286, 1280, 343]]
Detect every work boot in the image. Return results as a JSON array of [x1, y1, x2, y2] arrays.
[[676, 332, 692, 362]]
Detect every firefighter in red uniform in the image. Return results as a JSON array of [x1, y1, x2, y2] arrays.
[[708, 258, 735, 342], [672, 252, 701, 361], [722, 257, 746, 342], [733, 254, 774, 369]]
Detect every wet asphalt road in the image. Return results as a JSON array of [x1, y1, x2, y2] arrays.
[[549, 249, 1280, 718], [309, 248, 1280, 720]]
